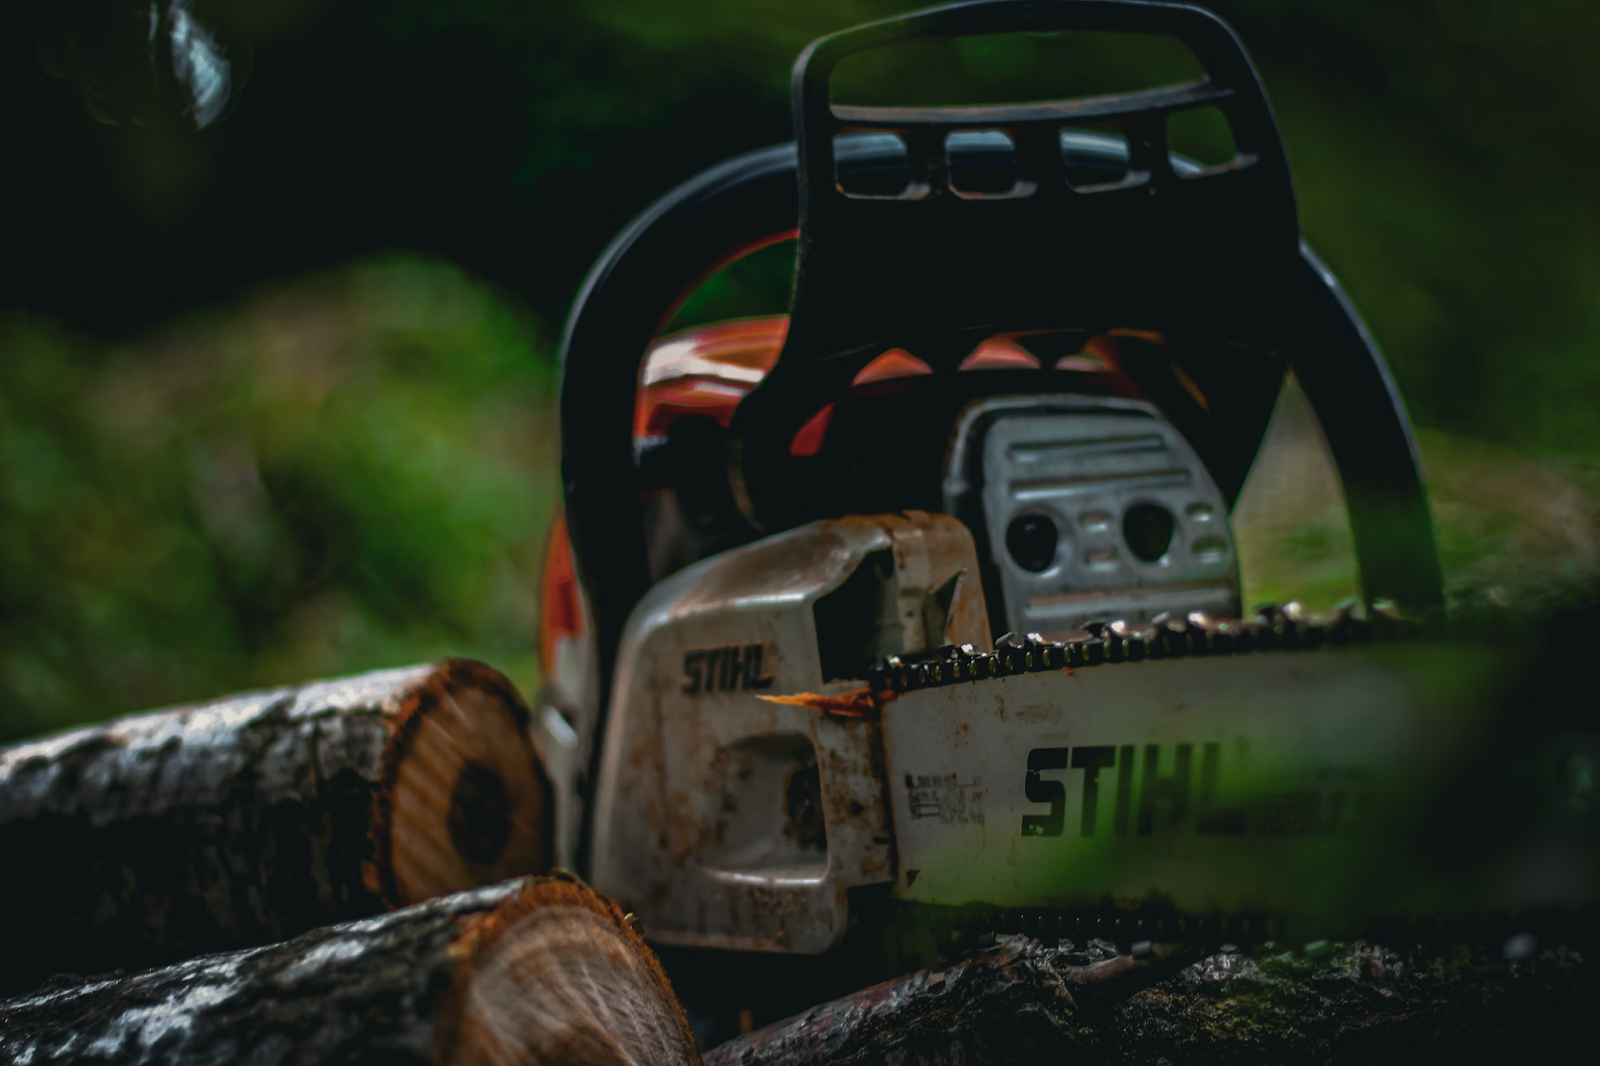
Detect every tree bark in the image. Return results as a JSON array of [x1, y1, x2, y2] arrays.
[[0, 875, 701, 1066], [704, 936, 1596, 1065], [0, 659, 553, 994]]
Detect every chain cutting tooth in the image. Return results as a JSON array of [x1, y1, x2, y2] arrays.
[[1186, 612, 1221, 655], [1370, 598, 1402, 627], [1152, 612, 1189, 657], [1109, 619, 1148, 663], [1278, 601, 1308, 648], [953, 643, 978, 681], [1259, 603, 1295, 649], [1329, 599, 1371, 645], [1251, 605, 1280, 650], [870, 656, 903, 692], [1216, 617, 1245, 654], [1105, 621, 1129, 663]]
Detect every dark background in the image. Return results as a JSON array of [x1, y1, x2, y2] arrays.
[[2, 0, 1596, 739]]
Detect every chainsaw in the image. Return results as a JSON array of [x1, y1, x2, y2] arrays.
[[534, 0, 1598, 1027]]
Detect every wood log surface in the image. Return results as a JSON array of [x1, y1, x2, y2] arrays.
[[705, 935, 1596, 1065], [0, 875, 701, 1066], [0, 659, 553, 994]]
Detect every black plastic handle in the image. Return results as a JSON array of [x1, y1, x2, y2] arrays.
[[557, 144, 798, 873], [795, 0, 1281, 177], [731, 2, 1300, 523]]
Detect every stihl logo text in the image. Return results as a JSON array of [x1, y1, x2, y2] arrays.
[[681, 644, 775, 695], [1020, 744, 1365, 838]]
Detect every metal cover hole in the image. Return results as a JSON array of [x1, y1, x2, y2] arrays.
[[1123, 503, 1175, 562], [1006, 513, 1058, 572]]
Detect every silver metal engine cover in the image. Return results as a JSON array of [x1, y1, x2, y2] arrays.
[[589, 511, 989, 953], [944, 396, 1241, 637]]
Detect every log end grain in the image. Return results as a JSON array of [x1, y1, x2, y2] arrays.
[[437, 876, 701, 1066], [0, 876, 701, 1066], [0, 658, 557, 994], [374, 659, 556, 909]]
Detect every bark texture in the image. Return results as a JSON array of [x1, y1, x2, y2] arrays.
[[0, 875, 700, 1066], [704, 935, 1595, 1065], [0, 659, 553, 994]]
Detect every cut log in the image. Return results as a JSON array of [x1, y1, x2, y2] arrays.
[[704, 936, 1597, 1065], [0, 659, 553, 994], [0, 875, 701, 1066]]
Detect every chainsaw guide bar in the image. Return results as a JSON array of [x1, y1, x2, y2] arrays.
[[838, 602, 1600, 954]]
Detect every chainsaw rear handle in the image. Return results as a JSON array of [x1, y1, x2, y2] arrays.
[[559, 143, 798, 677], [558, 144, 798, 874]]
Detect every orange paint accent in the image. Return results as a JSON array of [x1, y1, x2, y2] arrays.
[[959, 338, 1041, 371], [852, 348, 934, 385], [634, 316, 790, 438], [635, 380, 750, 437], [1054, 354, 1109, 372], [1060, 333, 1118, 373], [757, 687, 896, 718], [628, 319, 1157, 450], [538, 517, 584, 677], [788, 403, 836, 457]]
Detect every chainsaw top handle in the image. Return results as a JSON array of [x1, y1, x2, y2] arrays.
[[728, 0, 1439, 609], [558, 0, 1444, 794], [730, 1, 1296, 528]]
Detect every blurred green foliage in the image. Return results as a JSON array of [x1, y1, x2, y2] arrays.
[[3, 0, 1598, 739], [0, 259, 554, 740]]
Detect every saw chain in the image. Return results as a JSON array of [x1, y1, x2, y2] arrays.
[[863, 601, 1421, 695]]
